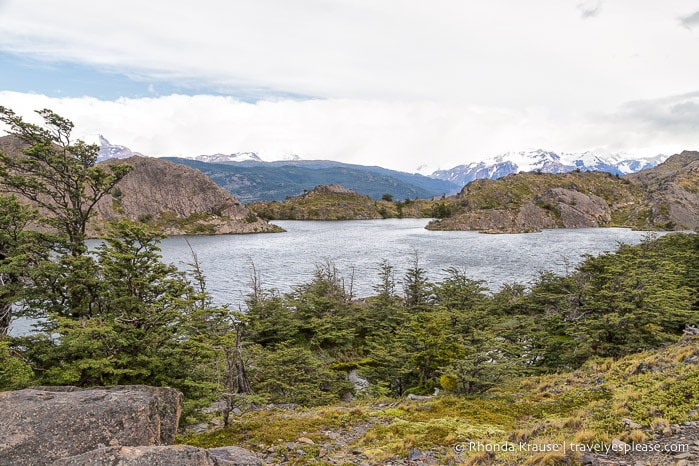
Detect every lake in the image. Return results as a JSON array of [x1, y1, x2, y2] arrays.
[[161, 219, 661, 301], [9, 219, 665, 335]]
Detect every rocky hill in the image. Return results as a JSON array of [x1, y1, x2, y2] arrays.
[[624, 151, 699, 230], [0, 136, 280, 236], [249, 184, 434, 220], [93, 156, 281, 236], [427, 152, 699, 233]]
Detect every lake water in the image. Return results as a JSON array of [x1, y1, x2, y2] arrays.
[[9, 219, 665, 335]]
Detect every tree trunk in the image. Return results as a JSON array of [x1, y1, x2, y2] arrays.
[[235, 325, 253, 395], [0, 300, 11, 336]]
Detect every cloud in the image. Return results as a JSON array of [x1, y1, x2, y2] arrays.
[[2, 0, 691, 112], [4, 89, 696, 175], [568, 91, 699, 156], [680, 10, 699, 29], [577, 0, 602, 19], [0, 91, 569, 172], [614, 91, 699, 131]]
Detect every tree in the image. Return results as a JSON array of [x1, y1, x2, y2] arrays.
[[403, 252, 431, 309], [0, 107, 131, 256], [20, 220, 231, 419], [0, 195, 46, 335], [250, 342, 352, 406]]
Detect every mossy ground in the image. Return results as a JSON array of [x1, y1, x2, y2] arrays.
[[179, 335, 699, 465]]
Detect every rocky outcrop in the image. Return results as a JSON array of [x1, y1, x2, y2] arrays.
[[626, 151, 699, 230], [428, 153, 699, 233], [92, 156, 280, 235], [0, 136, 281, 236], [53, 445, 263, 466], [249, 184, 407, 220], [0, 386, 182, 466], [0, 385, 262, 466]]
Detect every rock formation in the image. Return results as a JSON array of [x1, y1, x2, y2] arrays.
[[249, 183, 413, 220], [93, 156, 280, 235], [0, 385, 261, 466], [0, 135, 281, 236], [0, 386, 181, 465], [428, 152, 699, 233], [53, 445, 262, 465]]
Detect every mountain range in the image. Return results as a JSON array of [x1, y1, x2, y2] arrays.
[[97, 137, 670, 202], [430, 149, 668, 187]]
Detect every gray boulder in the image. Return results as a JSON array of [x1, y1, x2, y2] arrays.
[[52, 446, 212, 465], [0, 385, 182, 466], [208, 446, 263, 465], [52, 445, 263, 466]]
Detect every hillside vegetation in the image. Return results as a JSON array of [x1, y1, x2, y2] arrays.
[[249, 184, 442, 220], [178, 231, 699, 464], [182, 333, 699, 465], [429, 152, 699, 233]]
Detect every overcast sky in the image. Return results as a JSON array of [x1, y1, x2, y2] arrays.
[[1, 0, 698, 172]]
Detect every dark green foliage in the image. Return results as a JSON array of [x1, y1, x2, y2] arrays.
[[0, 195, 47, 335], [21, 221, 228, 400], [250, 343, 352, 406], [431, 201, 453, 219], [403, 253, 431, 309], [233, 232, 698, 402], [0, 107, 132, 256], [0, 339, 34, 390]]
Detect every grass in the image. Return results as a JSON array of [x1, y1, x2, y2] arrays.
[[179, 335, 699, 464]]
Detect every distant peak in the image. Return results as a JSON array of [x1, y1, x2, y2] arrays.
[[194, 152, 263, 163]]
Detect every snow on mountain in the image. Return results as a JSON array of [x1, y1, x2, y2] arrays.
[[96, 135, 145, 161], [430, 149, 669, 187], [194, 152, 263, 163]]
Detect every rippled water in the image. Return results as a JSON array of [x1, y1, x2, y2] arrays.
[[158, 219, 663, 302], [9, 219, 665, 335]]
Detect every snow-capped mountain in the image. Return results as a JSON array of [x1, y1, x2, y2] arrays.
[[431, 149, 669, 187], [96, 135, 145, 161], [194, 152, 263, 163]]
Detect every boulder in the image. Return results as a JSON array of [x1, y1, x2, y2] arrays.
[[53, 445, 263, 466], [53, 446, 212, 466], [0, 385, 182, 466], [207, 446, 264, 465]]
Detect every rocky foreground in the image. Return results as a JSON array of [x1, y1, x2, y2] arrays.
[[0, 385, 261, 466]]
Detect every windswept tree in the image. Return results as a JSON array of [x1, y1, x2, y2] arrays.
[[0, 106, 132, 256], [0, 107, 132, 335]]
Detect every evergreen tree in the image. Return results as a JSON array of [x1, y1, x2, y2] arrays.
[[0, 107, 131, 256], [0, 195, 46, 335]]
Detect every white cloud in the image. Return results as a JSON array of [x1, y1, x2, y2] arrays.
[[2, 91, 695, 174], [1, 1, 698, 171], [1, 1, 698, 108]]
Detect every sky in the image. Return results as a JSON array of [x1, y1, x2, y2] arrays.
[[0, 0, 698, 173]]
